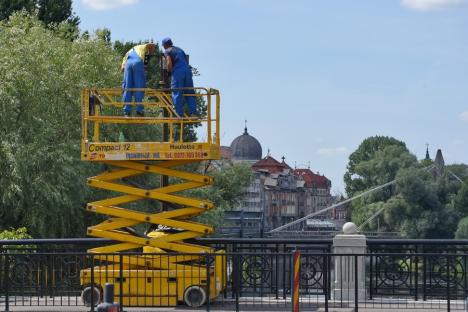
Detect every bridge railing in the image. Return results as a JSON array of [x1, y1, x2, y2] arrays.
[[2, 238, 468, 311], [0, 250, 466, 311]]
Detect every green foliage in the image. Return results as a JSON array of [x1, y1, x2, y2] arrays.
[[0, 0, 35, 21], [0, 0, 79, 40], [190, 163, 253, 228], [0, 13, 121, 237], [344, 136, 407, 197], [95, 28, 111, 45], [390, 168, 458, 238], [349, 143, 417, 230], [451, 183, 468, 216], [36, 0, 78, 26], [0, 227, 31, 240], [455, 217, 468, 239], [346, 135, 466, 238], [0, 0, 78, 25]]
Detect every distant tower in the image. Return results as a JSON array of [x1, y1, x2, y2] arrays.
[[425, 143, 430, 161], [433, 149, 445, 177]]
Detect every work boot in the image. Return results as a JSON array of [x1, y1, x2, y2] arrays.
[[136, 111, 145, 117], [123, 112, 131, 118]]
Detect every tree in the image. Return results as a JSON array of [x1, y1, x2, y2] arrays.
[[345, 135, 468, 238], [0, 0, 79, 25], [344, 136, 407, 197], [189, 163, 253, 228], [0, 227, 31, 240], [0, 13, 121, 237], [95, 28, 111, 45], [0, 0, 35, 21], [36, 0, 79, 26], [390, 168, 458, 238], [348, 143, 418, 230], [455, 216, 468, 239], [1, 0, 80, 40]]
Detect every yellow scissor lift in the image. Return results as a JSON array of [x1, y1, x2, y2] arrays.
[[79, 88, 226, 307]]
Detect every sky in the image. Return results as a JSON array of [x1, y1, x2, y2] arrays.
[[73, 0, 468, 193]]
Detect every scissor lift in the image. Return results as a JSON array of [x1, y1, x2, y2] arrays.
[[79, 88, 226, 307]]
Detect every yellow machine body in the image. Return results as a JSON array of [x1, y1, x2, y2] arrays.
[[80, 250, 227, 306], [79, 88, 225, 307]]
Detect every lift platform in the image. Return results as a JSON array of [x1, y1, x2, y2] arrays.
[[79, 88, 226, 307]]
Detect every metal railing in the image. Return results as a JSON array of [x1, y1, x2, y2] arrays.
[[2, 238, 468, 311], [1, 251, 467, 311]]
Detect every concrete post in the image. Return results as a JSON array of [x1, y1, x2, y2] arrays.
[[333, 222, 366, 301]]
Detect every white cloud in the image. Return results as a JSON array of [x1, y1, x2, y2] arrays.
[[317, 147, 349, 156], [460, 111, 468, 121], [82, 0, 139, 11], [401, 0, 466, 11]]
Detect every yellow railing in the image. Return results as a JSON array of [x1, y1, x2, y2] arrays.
[[80, 88, 220, 161]]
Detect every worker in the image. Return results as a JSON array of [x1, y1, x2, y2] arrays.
[[121, 43, 156, 117], [162, 38, 197, 118]]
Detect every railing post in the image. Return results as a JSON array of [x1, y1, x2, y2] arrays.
[[119, 254, 123, 312], [333, 222, 366, 302], [206, 253, 211, 312], [283, 244, 287, 299], [355, 255, 359, 312], [324, 253, 329, 312], [275, 244, 279, 299], [234, 253, 240, 312], [447, 255, 451, 312], [415, 254, 419, 301], [90, 254, 95, 312], [369, 254, 373, 300], [423, 255, 427, 301], [3, 253, 9, 312]]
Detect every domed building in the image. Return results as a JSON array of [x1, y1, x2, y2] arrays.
[[221, 126, 262, 163], [219, 125, 338, 237]]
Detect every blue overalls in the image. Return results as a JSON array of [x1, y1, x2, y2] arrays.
[[122, 50, 145, 115], [165, 46, 196, 116]]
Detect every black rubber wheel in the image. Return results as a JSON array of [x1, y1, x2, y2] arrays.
[[81, 285, 101, 307], [183, 285, 206, 307]]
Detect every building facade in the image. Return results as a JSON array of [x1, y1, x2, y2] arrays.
[[221, 127, 338, 236]]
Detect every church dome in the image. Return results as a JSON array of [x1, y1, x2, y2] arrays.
[[230, 127, 262, 161]]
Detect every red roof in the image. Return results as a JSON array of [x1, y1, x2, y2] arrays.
[[293, 168, 330, 189], [252, 156, 290, 173]]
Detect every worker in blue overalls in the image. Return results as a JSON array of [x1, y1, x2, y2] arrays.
[[162, 38, 197, 118], [121, 43, 156, 117]]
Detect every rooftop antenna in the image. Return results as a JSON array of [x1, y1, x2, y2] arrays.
[[308, 161, 310, 169]]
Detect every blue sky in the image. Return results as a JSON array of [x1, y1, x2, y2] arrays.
[[73, 0, 468, 193]]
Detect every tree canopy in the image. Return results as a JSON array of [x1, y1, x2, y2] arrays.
[[0, 0, 79, 25], [0, 13, 250, 238], [345, 135, 468, 238], [344, 136, 408, 197], [0, 13, 120, 237]]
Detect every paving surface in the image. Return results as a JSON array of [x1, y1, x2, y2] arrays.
[[1, 297, 465, 312]]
